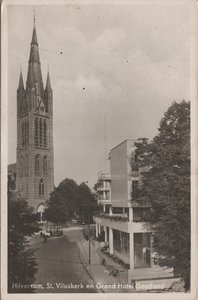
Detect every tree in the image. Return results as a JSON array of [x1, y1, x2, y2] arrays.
[[8, 196, 39, 293], [134, 101, 190, 290], [45, 178, 78, 224], [77, 182, 98, 224], [45, 178, 97, 225]]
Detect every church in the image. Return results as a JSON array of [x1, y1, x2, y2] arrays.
[[8, 20, 54, 220]]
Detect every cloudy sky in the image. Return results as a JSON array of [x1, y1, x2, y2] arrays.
[[7, 1, 191, 187]]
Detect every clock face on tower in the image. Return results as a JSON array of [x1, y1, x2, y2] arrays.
[[36, 98, 45, 113]]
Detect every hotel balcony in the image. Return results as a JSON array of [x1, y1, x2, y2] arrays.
[[97, 186, 110, 192], [93, 214, 129, 232], [93, 213, 152, 234], [130, 170, 139, 178], [97, 194, 111, 205], [97, 198, 111, 205], [98, 171, 111, 181]]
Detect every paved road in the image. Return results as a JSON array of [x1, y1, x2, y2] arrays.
[[30, 228, 97, 293]]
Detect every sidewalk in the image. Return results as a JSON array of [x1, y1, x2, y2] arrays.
[[77, 238, 132, 293]]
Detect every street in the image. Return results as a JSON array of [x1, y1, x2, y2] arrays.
[[30, 228, 98, 293]]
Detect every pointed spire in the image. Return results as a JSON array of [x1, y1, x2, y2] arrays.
[[45, 71, 52, 92], [31, 9, 38, 45], [26, 14, 43, 93], [31, 27, 38, 45], [18, 70, 24, 91]]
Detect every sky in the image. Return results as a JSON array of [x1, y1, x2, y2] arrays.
[[7, 1, 191, 188]]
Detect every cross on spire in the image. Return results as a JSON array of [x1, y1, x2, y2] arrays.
[[33, 9, 36, 27]]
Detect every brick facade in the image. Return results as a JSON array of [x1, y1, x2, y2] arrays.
[[16, 24, 54, 212]]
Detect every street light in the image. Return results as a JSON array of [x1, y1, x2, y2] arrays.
[[88, 222, 91, 264]]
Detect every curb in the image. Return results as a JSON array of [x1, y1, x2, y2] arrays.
[[78, 240, 105, 293]]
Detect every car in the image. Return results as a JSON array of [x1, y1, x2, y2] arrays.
[[40, 230, 51, 237]]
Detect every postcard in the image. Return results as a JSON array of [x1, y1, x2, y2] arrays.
[[1, 0, 197, 299]]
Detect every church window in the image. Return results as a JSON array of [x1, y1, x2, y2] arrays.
[[19, 156, 23, 177], [21, 156, 24, 177], [35, 118, 39, 146], [21, 122, 25, 147], [44, 119, 47, 147], [39, 118, 43, 147], [39, 179, 44, 196], [43, 155, 47, 174], [35, 154, 40, 173], [25, 154, 28, 176], [25, 119, 29, 146]]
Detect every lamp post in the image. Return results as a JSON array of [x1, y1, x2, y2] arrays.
[[88, 221, 91, 264]]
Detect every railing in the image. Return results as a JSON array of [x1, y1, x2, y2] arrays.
[[98, 195, 110, 200], [98, 171, 111, 181], [95, 213, 129, 223]]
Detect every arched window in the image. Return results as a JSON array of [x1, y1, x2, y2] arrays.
[[39, 118, 42, 147], [35, 118, 38, 146], [21, 122, 25, 147], [35, 154, 40, 173], [43, 155, 47, 174], [44, 119, 47, 147], [39, 179, 44, 196], [23, 120, 26, 147], [25, 154, 28, 176], [25, 119, 29, 146], [19, 156, 23, 177], [21, 156, 24, 177]]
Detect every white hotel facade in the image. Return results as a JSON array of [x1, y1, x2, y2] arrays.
[[94, 139, 173, 283]]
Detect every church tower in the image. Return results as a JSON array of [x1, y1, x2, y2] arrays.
[[16, 21, 54, 215]]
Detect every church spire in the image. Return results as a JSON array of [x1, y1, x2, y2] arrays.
[[45, 71, 52, 92], [32, 9, 38, 45], [26, 13, 43, 93], [18, 70, 24, 91]]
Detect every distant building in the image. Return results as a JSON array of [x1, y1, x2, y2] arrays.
[[8, 164, 17, 202], [9, 20, 54, 220], [8, 163, 17, 188], [94, 139, 173, 283]]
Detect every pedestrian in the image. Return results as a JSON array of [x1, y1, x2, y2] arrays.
[[43, 235, 47, 243]]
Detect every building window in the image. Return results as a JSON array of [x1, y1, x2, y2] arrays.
[[43, 155, 47, 174], [25, 119, 29, 146], [35, 118, 38, 146], [19, 156, 24, 177], [39, 118, 42, 147], [21, 122, 25, 147], [25, 154, 28, 176], [131, 151, 139, 171], [35, 154, 40, 173], [133, 208, 151, 222], [44, 119, 47, 147], [39, 179, 44, 196], [132, 180, 139, 199], [112, 207, 123, 214]]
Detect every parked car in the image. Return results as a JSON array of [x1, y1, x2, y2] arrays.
[[39, 230, 51, 237]]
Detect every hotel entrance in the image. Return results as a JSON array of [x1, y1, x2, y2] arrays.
[[134, 233, 151, 268]]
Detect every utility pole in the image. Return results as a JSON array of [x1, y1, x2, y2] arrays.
[[88, 220, 91, 264]]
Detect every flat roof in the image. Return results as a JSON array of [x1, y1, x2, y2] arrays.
[[110, 139, 137, 152]]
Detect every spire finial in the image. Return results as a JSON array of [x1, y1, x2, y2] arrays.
[[33, 9, 36, 27]]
